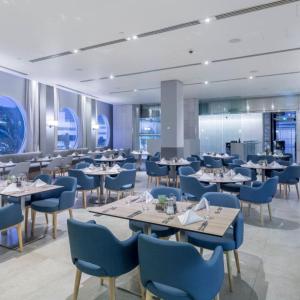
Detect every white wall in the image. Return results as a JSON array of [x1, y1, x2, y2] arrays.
[[199, 113, 263, 153]]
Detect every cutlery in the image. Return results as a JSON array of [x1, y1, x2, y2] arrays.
[[215, 207, 223, 214], [127, 210, 142, 218], [102, 206, 117, 213], [198, 220, 208, 231], [129, 196, 140, 203], [162, 216, 175, 224]]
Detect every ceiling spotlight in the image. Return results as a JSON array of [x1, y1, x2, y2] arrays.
[[126, 37, 132, 41], [132, 35, 138, 40], [204, 60, 210, 65], [72, 49, 79, 54], [249, 75, 254, 80], [204, 81, 209, 85], [109, 74, 115, 80], [133, 89, 138, 92], [204, 17, 211, 24]]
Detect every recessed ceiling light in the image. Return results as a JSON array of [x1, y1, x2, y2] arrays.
[[229, 38, 242, 44], [72, 49, 79, 54], [109, 74, 115, 80], [204, 60, 210, 65], [204, 81, 209, 85], [126, 37, 132, 41], [132, 35, 138, 40], [133, 89, 138, 92], [204, 17, 211, 24], [249, 75, 254, 80]]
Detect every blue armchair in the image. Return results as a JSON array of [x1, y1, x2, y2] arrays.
[[129, 187, 181, 239], [190, 161, 201, 172], [82, 157, 94, 164], [178, 166, 195, 176], [187, 192, 243, 292], [239, 176, 278, 225], [138, 234, 224, 300], [31, 176, 77, 239], [122, 162, 136, 170], [68, 169, 100, 208], [191, 154, 201, 161], [0, 204, 24, 252], [75, 162, 90, 169], [203, 156, 223, 169], [146, 161, 169, 187], [221, 167, 252, 194], [180, 175, 217, 200], [67, 219, 139, 300], [186, 156, 197, 162], [232, 159, 245, 166], [105, 169, 136, 203], [272, 166, 300, 199]]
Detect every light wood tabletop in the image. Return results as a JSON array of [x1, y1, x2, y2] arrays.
[[89, 196, 240, 237], [82, 167, 122, 176]]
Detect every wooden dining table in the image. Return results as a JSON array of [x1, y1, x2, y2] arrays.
[[89, 195, 240, 239]]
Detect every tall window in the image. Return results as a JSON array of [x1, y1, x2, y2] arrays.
[[97, 114, 110, 147], [57, 107, 79, 149], [0, 96, 26, 154]]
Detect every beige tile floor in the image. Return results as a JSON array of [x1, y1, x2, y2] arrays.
[[1, 171, 300, 300]]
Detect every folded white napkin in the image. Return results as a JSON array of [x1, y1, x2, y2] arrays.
[[101, 156, 108, 161], [7, 161, 14, 166], [110, 165, 121, 172], [57, 155, 62, 158], [269, 161, 282, 168], [1, 183, 20, 193], [195, 170, 204, 176], [199, 173, 213, 181], [225, 169, 236, 177], [143, 191, 154, 203], [31, 179, 47, 188], [233, 173, 248, 181], [116, 155, 124, 160], [178, 209, 204, 225], [224, 153, 230, 157], [71, 153, 76, 156], [246, 160, 256, 167], [160, 158, 167, 163], [89, 164, 95, 169], [215, 154, 222, 158], [203, 153, 208, 156], [193, 197, 210, 212], [178, 158, 188, 164], [88, 150, 92, 154]]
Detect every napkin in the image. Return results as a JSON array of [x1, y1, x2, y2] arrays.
[[71, 153, 76, 156], [269, 161, 282, 168], [195, 170, 204, 176], [246, 160, 256, 167], [88, 150, 92, 154], [57, 155, 62, 158], [160, 158, 167, 163], [232, 173, 248, 181], [199, 173, 213, 181], [178, 209, 204, 225], [116, 155, 124, 160], [225, 169, 236, 177], [89, 164, 95, 169], [193, 197, 210, 212], [101, 156, 108, 161], [224, 153, 230, 157], [110, 164, 121, 172], [178, 158, 188, 164], [7, 161, 14, 166], [142, 191, 154, 203], [215, 154, 222, 158], [1, 183, 20, 193], [31, 179, 47, 187]]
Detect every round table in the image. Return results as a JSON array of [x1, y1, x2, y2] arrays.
[[131, 151, 150, 170], [0, 162, 16, 176], [157, 160, 191, 185], [94, 157, 126, 167], [241, 163, 286, 181], [32, 158, 52, 171], [192, 174, 251, 192]]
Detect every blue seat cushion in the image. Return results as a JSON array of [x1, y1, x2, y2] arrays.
[[187, 227, 236, 251], [75, 259, 106, 277], [31, 198, 59, 213], [279, 179, 299, 185], [129, 220, 178, 238], [120, 184, 134, 190], [221, 183, 241, 193], [147, 281, 190, 300]]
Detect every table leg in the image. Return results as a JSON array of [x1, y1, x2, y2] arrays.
[[144, 223, 151, 235], [262, 170, 266, 182], [179, 230, 187, 242], [216, 183, 221, 192]]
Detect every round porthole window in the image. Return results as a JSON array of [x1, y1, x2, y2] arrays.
[[0, 96, 26, 154]]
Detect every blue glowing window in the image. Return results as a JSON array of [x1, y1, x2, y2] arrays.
[[0, 96, 26, 154], [97, 114, 110, 147], [57, 107, 79, 149]]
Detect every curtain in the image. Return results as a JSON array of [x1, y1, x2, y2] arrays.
[[25, 79, 39, 152], [53, 86, 59, 149]]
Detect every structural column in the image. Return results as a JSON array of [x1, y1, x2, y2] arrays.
[[160, 80, 184, 158]]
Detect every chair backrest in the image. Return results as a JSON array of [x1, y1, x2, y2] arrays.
[[138, 234, 224, 300], [116, 169, 136, 187], [8, 161, 31, 177], [233, 167, 252, 179], [122, 163, 136, 170], [75, 162, 90, 169], [0, 203, 23, 230], [203, 192, 240, 209], [125, 156, 136, 163], [150, 187, 181, 200], [191, 154, 201, 160], [67, 218, 138, 277], [186, 156, 197, 162], [190, 161, 201, 172], [247, 155, 261, 163], [83, 157, 94, 164], [34, 174, 52, 184], [203, 156, 222, 168], [263, 176, 279, 197], [149, 156, 160, 162], [46, 158, 62, 170], [68, 169, 93, 187], [232, 159, 245, 166], [180, 176, 217, 199], [153, 152, 160, 158], [178, 166, 195, 176]]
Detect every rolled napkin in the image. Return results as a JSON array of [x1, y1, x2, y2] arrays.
[[232, 173, 248, 181], [1, 183, 20, 194], [31, 179, 47, 188], [269, 161, 282, 168], [178, 209, 204, 225], [193, 197, 210, 212]]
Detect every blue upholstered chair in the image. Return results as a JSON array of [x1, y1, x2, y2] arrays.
[[247, 155, 261, 163], [221, 167, 252, 194], [82, 157, 94, 164], [153, 151, 160, 158], [67, 219, 139, 300], [191, 154, 201, 161], [203, 156, 223, 169], [105, 169, 136, 202], [239, 176, 278, 225], [232, 159, 245, 166], [75, 162, 90, 169], [180, 176, 217, 200], [187, 192, 243, 292], [272, 166, 300, 199], [190, 161, 201, 172], [8, 161, 30, 177], [146, 161, 169, 187], [178, 166, 195, 176], [0, 204, 24, 252], [186, 156, 197, 162], [129, 187, 181, 239], [138, 234, 224, 300], [149, 156, 160, 162], [31, 176, 77, 239], [69, 169, 100, 208], [122, 162, 136, 170]]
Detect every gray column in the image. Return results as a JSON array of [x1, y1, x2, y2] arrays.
[[161, 80, 184, 158]]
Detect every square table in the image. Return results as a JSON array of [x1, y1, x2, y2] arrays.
[[89, 195, 240, 239]]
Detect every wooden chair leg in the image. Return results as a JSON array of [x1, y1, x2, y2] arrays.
[[52, 213, 57, 239], [108, 277, 116, 300], [45, 213, 49, 224], [97, 187, 100, 201], [147, 176, 150, 188], [137, 267, 145, 300], [17, 223, 23, 252], [175, 232, 180, 242], [69, 209, 73, 219], [24, 206, 29, 236], [248, 203, 251, 216], [296, 184, 300, 200], [214, 293, 220, 300], [117, 192, 120, 201], [284, 184, 288, 199], [233, 250, 241, 273], [225, 251, 233, 292], [100, 278, 104, 286], [145, 290, 153, 300], [82, 191, 87, 208], [267, 203, 272, 221], [105, 189, 108, 204], [73, 269, 82, 300], [260, 205, 264, 226], [31, 210, 36, 236]]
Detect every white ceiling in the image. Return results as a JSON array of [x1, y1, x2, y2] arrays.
[[0, 0, 300, 104]]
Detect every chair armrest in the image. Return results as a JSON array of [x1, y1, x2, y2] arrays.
[[59, 191, 76, 210]]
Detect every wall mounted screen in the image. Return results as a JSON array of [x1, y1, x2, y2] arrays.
[[57, 107, 79, 149], [97, 114, 110, 147], [0, 96, 26, 154]]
